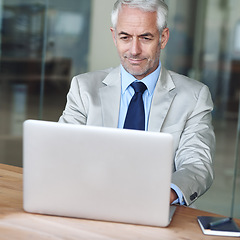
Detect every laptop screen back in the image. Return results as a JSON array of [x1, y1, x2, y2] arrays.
[[23, 120, 174, 227]]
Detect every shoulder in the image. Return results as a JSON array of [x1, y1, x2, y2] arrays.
[[168, 70, 205, 90], [167, 69, 211, 98], [73, 67, 115, 84], [68, 67, 119, 92], [165, 69, 213, 105]]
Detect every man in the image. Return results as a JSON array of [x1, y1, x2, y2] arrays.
[[59, 0, 215, 206]]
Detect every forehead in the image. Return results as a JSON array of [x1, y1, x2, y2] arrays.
[[116, 5, 159, 35]]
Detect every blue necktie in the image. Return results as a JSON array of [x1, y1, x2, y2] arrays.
[[123, 82, 147, 131]]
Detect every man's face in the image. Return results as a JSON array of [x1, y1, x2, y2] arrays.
[[111, 5, 169, 80]]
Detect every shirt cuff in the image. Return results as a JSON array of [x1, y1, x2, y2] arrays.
[[171, 183, 185, 205]]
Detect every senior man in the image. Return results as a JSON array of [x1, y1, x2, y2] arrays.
[[59, 0, 215, 206]]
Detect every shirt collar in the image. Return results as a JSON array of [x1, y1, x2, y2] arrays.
[[121, 61, 161, 96]]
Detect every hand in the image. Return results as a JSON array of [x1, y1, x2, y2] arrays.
[[170, 189, 178, 204]]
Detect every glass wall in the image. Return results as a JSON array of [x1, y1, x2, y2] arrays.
[[0, 0, 91, 166], [0, 0, 239, 219], [164, 0, 240, 218]]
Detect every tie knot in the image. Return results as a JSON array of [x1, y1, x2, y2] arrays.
[[131, 82, 147, 94]]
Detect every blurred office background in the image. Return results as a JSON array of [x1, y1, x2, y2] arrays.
[[0, 0, 239, 219]]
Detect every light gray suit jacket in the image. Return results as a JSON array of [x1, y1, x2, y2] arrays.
[[59, 66, 215, 206]]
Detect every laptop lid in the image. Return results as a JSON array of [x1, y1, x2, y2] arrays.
[[23, 120, 175, 227]]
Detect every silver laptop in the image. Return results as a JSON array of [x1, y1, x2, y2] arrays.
[[23, 119, 176, 227]]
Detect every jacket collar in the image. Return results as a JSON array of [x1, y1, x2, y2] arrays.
[[99, 66, 176, 131]]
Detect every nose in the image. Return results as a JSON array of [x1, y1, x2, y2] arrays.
[[130, 38, 141, 56]]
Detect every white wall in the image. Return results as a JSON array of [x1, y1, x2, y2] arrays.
[[88, 0, 119, 72]]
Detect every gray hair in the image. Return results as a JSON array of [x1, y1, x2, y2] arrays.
[[111, 0, 168, 32]]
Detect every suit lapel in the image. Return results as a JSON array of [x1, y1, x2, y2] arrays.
[[99, 66, 176, 131], [148, 67, 176, 132], [99, 67, 121, 128]]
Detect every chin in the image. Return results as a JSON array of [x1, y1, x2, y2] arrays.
[[124, 65, 146, 76]]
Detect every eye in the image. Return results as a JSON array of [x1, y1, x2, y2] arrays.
[[140, 36, 152, 42], [120, 36, 131, 41]]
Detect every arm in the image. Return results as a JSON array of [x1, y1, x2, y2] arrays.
[[59, 76, 87, 125], [172, 85, 215, 206]]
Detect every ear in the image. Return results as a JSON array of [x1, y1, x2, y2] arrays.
[[110, 27, 117, 47], [160, 28, 169, 49]]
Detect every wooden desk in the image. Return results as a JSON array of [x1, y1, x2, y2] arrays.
[[0, 163, 239, 240]]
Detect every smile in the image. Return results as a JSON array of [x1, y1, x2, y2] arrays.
[[127, 58, 145, 65]]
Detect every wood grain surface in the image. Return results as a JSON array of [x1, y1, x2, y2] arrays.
[[0, 163, 239, 240]]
